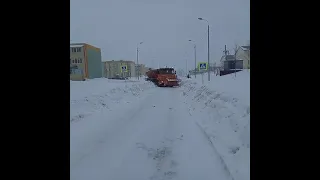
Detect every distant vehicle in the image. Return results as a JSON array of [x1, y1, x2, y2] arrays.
[[145, 68, 179, 87], [109, 75, 128, 80]]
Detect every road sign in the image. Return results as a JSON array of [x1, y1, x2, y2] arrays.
[[120, 65, 128, 72], [198, 62, 208, 71]]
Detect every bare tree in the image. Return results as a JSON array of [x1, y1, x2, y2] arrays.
[[233, 44, 240, 77], [244, 41, 250, 70], [234, 44, 240, 56], [212, 62, 217, 75]]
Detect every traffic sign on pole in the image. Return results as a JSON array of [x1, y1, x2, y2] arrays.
[[198, 62, 208, 71], [198, 62, 208, 85], [120, 65, 128, 72]]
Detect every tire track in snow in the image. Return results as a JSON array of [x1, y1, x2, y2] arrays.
[[71, 86, 234, 180], [194, 121, 235, 180], [180, 79, 249, 180], [176, 87, 234, 180], [159, 88, 233, 180]]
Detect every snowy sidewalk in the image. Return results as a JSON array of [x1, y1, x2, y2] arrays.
[[180, 71, 250, 180]]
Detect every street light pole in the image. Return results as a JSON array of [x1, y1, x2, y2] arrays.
[[195, 44, 197, 78], [188, 40, 197, 78], [198, 18, 210, 81], [137, 47, 139, 80], [207, 24, 210, 81], [136, 42, 143, 80]]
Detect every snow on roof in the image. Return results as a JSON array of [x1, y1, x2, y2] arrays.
[[70, 44, 84, 48], [240, 45, 250, 51], [220, 55, 236, 61]]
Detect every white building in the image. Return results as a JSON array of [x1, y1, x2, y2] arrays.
[[102, 60, 136, 78], [236, 45, 250, 69], [219, 45, 250, 70]]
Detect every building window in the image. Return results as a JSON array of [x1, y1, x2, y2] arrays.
[[71, 47, 80, 53], [79, 58, 82, 63], [72, 59, 75, 63], [70, 68, 83, 75], [75, 58, 78, 63]]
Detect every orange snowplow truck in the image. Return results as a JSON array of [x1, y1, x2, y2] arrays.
[[145, 68, 179, 87]]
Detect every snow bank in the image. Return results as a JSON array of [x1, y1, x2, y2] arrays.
[[70, 78, 158, 169], [70, 78, 155, 123], [180, 70, 250, 180]]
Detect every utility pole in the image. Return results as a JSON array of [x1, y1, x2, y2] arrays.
[[194, 44, 197, 78], [188, 40, 197, 78], [222, 45, 228, 75], [223, 45, 229, 61], [136, 48, 139, 80], [207, 24, 210, 81], [223, 45, 232, 73], [223, 45, 229, 60], [235, 50, 237, 77], [234, 44, 239, 77], [223, 45, 229, 56], [136, 42, 143, 80], [198, 18, 211, 81]]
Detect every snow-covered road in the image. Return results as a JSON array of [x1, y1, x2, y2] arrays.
[[71, 84, 233, 180]]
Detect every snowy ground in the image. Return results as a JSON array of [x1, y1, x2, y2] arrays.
[[70, 78, 154, 123], [70, 72, 250, 180], [181, 71, 250, 180]]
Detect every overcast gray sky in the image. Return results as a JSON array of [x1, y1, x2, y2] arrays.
[[71, 0, 249, 70]]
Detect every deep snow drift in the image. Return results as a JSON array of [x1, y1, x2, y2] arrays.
[[70, 78, 155, 123], [180, 71, 250, 180], [70, 72, 250, 180]]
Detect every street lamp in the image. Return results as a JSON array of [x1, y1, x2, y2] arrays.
[[137, 42, 143, 80], [198, 17, 210, 81], [188, 40, 197, 78]]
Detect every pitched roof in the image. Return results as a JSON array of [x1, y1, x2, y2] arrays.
[[70, 44, 84, 48], [241, 45, 250, 51], [221, 55, 236, 61]]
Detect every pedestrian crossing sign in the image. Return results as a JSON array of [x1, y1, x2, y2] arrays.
[[198, 62, 208, 71], [121, 65, 128, 72]]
